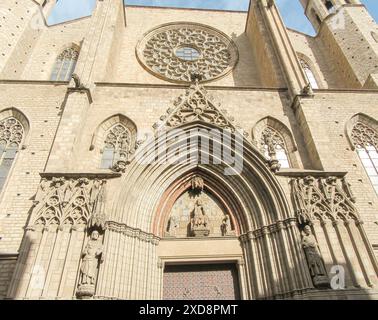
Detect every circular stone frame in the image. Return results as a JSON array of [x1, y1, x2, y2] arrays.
[[136, 22, 239, 84]]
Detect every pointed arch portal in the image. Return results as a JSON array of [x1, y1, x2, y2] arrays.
[[7, 83, 378, 300], [92, 113, 315, 300]]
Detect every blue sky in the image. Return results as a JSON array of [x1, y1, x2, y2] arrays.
[[48, 0, 378, 36]]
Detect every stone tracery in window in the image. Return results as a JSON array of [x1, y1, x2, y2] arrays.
[[50, 47, 80, 81], [101, 124, 133, 172], [260, 127, 290, 169], [351, 122, 378, 194], [0, 117, 24, 191], [136, 22, 239, 83]]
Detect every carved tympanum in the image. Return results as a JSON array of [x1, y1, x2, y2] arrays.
[[137, 22, 238, 83], [165, 177, 236, 238]]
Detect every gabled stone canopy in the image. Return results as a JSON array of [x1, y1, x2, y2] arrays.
[[154, 80, 247, 137]]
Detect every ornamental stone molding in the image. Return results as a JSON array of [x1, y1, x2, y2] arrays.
[[30, 176, 108, 230], [106, 221, 160, 245], [290, 176, 358, 224], [153, 80, 247, 137], [136, 22, 239, 84]]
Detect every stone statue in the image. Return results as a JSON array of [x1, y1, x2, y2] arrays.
[[301, 225, 329, 288], [190, 199, 210, 237], [191, 176, 204, 192], [79, 231, 104, 286], [263, 131, 275, 156], [221, 213, 230, 236], [167, 215, 179, 236], [192, 199, 209, 227], [262, 131, 281, 173]]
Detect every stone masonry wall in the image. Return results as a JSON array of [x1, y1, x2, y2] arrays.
[[297, 91, 378, 250]]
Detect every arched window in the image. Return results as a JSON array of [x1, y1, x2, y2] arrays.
[[351, 122, 378, 194], [50, 46, 80, 81], [100, 124, 132, 169], [0, 117, 24, 191], [300, 59, 319, 89], [260, 127, 290, 169]]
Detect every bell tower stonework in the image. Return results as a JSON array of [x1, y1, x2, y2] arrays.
[[300, 0, 378, 88]]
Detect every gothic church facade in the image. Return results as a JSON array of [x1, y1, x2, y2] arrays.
[[0, 0, 378, 300]]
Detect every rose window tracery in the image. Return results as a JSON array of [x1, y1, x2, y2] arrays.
[[136, 22, 239, 83]]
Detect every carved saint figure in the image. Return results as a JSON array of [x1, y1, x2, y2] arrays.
[[221, 213, 230, 236], [191, 199, 209, 228], [301, 225, 327, 278], [80, 231, 104, 286]]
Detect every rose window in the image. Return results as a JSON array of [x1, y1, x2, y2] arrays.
[[136, 22, 239, 83]]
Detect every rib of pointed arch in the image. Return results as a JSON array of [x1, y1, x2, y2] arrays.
[[345, 113, 378, 151], [107, 121, 292, 235], [89, 113, 138, 151]]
